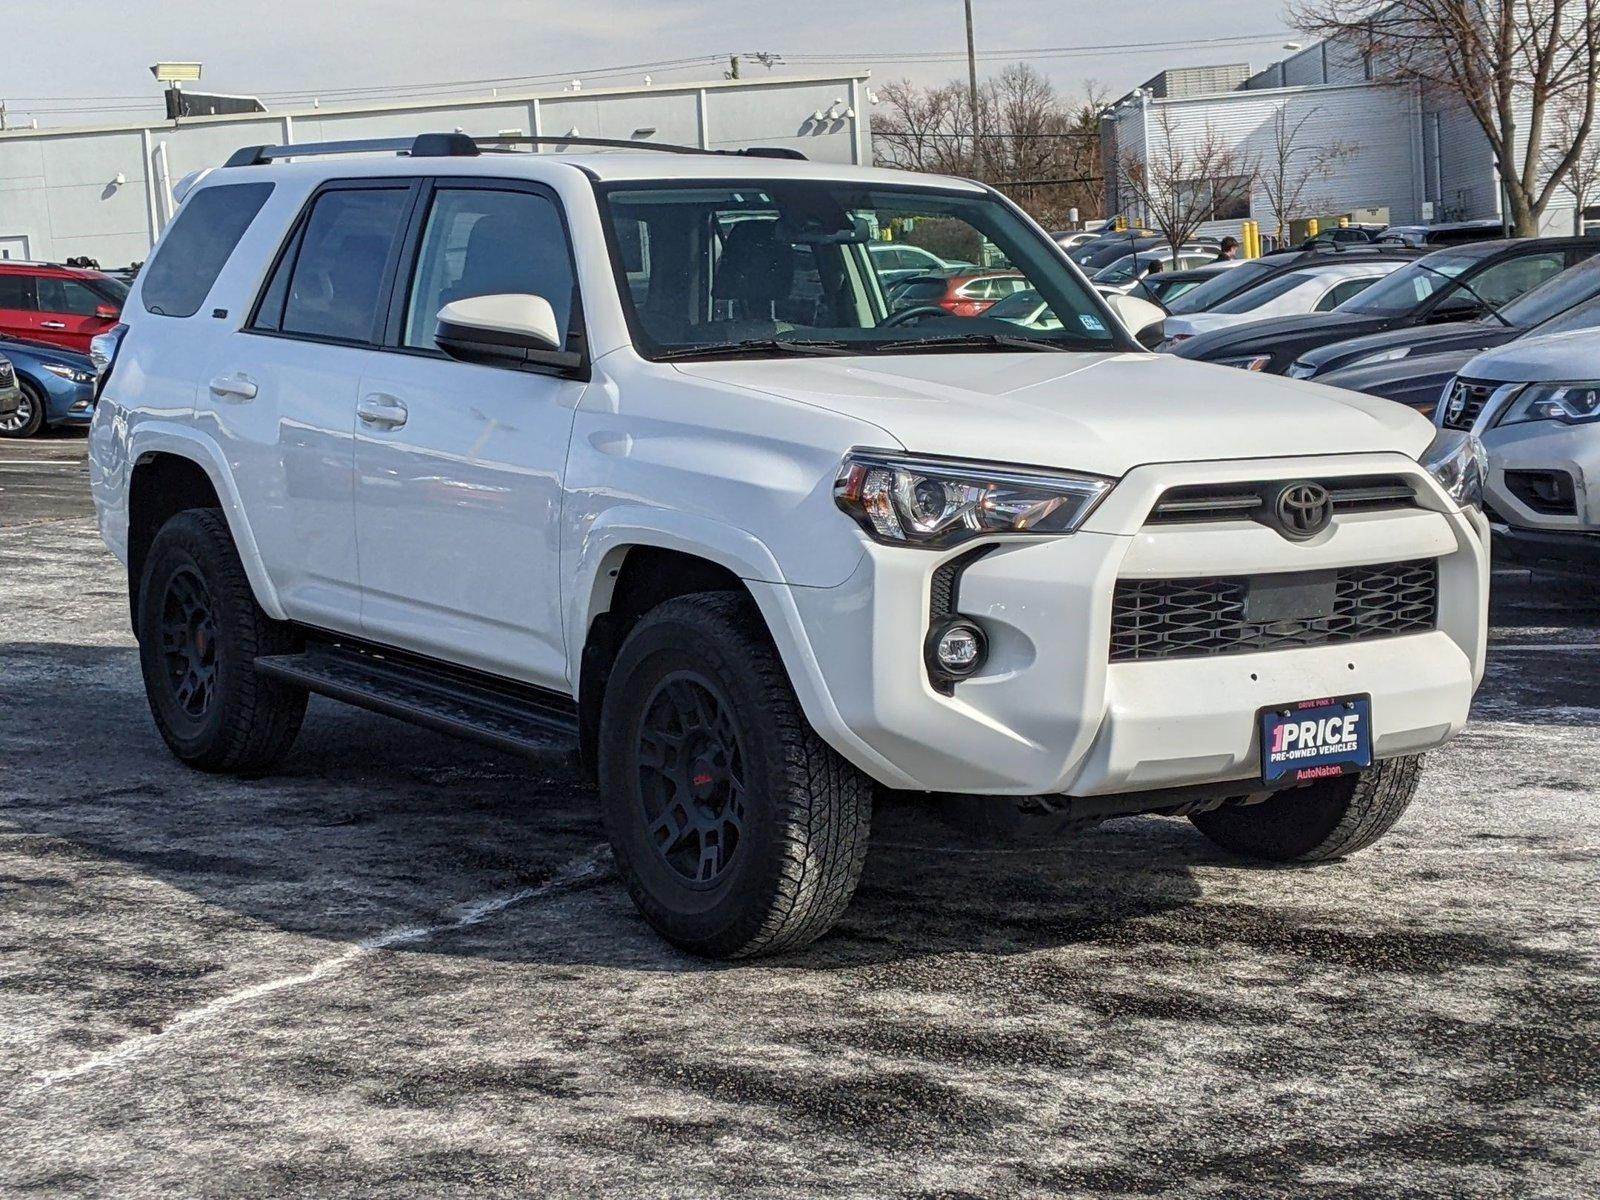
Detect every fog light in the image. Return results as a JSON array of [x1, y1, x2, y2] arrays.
[[926, 618, 987, 682]]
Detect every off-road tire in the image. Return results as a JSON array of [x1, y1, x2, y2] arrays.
[[136, 509, 306, 773], [597, 591, 872, 958], [0, 380, 46, 438], [1190, 754, 1424, 862]]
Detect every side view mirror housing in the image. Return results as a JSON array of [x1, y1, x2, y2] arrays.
[[434, 293, 585, 376], [95, 304, 120, 321], [1102, 292, 1165, 338]]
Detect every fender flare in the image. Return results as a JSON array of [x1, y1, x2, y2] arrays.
[[126, 423, 288, 620]]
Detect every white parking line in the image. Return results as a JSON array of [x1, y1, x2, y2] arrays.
[[1492, 643, 1600, 652], [28, 845, 612, 1089]]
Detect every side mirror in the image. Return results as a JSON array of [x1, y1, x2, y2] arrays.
[[435, 293, 582, 374], [1102, 292, 1165, 338], [95, 304, 120, 321]]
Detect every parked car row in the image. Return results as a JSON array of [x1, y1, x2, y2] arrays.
[[1137, 232, 1600, 577]]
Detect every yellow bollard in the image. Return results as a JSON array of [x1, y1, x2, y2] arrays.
[[1307, 217, 1320, 240]]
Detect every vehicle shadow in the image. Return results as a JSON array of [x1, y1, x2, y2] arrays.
[[2, 641, 1217, 973]]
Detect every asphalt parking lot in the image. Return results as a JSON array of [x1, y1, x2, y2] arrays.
[[2, 435, 1597, 1199]]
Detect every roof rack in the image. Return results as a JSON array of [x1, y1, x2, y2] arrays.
[[222, 131, 806, 169]]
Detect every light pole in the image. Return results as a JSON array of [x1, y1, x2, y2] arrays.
[[964, 0, 980, 164]]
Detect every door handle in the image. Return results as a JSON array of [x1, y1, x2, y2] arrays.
[[357, 393, 408, 429], [208, 373, 258, 401], [41, 321, 67, 329]]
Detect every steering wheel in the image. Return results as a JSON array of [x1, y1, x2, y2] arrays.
[[881, 305, 951, 329]]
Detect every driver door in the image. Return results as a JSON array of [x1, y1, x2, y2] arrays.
[[353, 179, 584, 688]]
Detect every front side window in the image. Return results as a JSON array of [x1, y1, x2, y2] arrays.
[[256, 187, 410, 343], [142, 182, 273, 318], [36, 278, 106, 317], [403, 187, 575, 351], [596, 181, 1124, 358]]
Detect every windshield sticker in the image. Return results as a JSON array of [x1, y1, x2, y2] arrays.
[[1079, 314, 1106, 333]]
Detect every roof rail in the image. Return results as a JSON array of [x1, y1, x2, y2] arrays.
[[222, 131, 808, 169], [222, 132, 479, 168]]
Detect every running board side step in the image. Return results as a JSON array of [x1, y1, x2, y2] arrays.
[[254, 637, 579, 758]]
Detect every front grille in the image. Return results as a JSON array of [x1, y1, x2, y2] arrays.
[[1439, 377, 1497, 430], [1110, 559, 1438, 662], [1145, 475, 1417, 526]]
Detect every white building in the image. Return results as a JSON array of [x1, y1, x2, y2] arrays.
[[1101, 38, 1586, 240], [0, 73, 871, 267]]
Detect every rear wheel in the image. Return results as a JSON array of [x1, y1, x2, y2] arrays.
[[136, 509, 307, 772], [598, 592, 872, 958], [0, 380, 45, 439], [1190, 754, 1423, 861]]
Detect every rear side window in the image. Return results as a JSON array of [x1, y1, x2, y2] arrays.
[[254, 187, 411, 344], [0, 276, 35, 310], [141, 182, 273, 318]]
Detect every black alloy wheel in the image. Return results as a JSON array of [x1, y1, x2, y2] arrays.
[[636, 674, 748, 887], [157, 565, 221, 722]]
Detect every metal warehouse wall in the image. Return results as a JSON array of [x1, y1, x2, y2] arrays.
[[1139, 82, 1425, 234], [0, 74, 869, 266]]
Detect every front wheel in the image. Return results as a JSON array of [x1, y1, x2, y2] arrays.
[[1190, 754, 1424, 862], [597, 592, 872, 958], [0, 380, 45, 438]]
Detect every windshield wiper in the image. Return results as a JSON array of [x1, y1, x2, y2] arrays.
[[651, 338, 858, 361], [1413, 262, 1514, 328], [871, 333, 1075, 353]]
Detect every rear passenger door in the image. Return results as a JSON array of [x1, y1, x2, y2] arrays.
[[207, 179, 416, 632], [352, 178, 584, 689]]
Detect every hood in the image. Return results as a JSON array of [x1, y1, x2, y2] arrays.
[[1461, 327, 1600, 384], [674, 352, 1435, 478], [1320, 348, 1477, 412], [0, 336, 92, 368], [1161, 312, 1255, 339], [1299, 320, 1514, 373], [1172, 311, 1380, 360]]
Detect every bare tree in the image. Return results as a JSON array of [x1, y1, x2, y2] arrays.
[[1546, 98, 1600, 228], [1116, 106, 1259, 256], [1292, 0, 1600, 235], [1259, 105, 1359, 240], [873, 64, 1104, 226]]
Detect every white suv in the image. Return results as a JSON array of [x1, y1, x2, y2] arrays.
[[89, 133, 1490, 958]]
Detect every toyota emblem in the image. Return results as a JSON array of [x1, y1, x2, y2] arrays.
[[1270, 482, 1333, 540]]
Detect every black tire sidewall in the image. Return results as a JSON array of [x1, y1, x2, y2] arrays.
[[598, 607, 791, 948], [136, 515, 245, 761], [0, 381, 46, 439]]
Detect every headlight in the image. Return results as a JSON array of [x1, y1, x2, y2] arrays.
[[1216, 354, 1273, 372], [1419, 428, 1487, 509], [834, 450, 1114, 547], [1495, 380, 1600, 426], [43, 362, 96, 385]]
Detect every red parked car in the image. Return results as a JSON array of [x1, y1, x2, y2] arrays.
[[0, 261, 129, 354], [887, 270, 1031, 318]]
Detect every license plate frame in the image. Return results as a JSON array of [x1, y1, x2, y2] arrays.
[[1258, 694, 1373, 786]]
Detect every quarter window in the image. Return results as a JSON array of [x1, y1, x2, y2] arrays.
[[142, 182, 273, 318], [403, 188, 575, 351]]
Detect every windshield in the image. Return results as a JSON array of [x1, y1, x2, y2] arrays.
[[1164, 259, 1274, 314], [1093, 252, 1163, 283], [597, 181, 1123, 358], [1529, 292, 1600, 337], [1335, 250, 1486, 316], [1210, 270, 1312, 314], [1497, 255, 1600, 327]]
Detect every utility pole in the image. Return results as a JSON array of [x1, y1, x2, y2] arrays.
[[963, 1, 981, 166], [0, 100, 8, 131]]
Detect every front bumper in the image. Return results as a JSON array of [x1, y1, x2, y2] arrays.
[[0, 383, 19, 421], [759, 453, 1487, 796]]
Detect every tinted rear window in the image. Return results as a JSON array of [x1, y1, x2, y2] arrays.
[[141, 183, 274, 318]]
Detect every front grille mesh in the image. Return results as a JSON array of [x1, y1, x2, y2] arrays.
[[1110, 559, 1438, 662]]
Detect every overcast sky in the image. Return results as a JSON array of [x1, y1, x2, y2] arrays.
[[3, 0, 1299, 129]]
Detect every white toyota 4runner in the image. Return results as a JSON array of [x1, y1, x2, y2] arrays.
[[89, 134, 1490, 957]]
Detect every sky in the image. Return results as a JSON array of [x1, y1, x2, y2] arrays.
[[2, 0, 1300, 129]]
